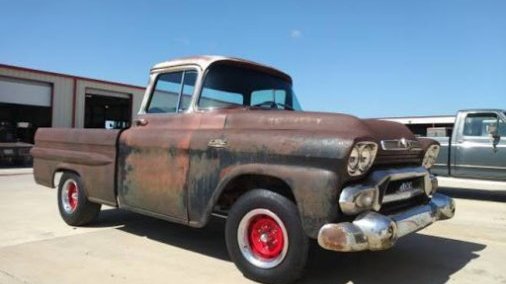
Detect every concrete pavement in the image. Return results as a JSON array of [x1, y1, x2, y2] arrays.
[[438, 176, 506, 191], [0, 173, 505, 283], [0, 167, 32, 177]]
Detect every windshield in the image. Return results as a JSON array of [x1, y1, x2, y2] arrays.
[[198, 63, 302, 111]]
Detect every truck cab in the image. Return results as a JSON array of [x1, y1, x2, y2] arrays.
[[432, 109, 506, 181]]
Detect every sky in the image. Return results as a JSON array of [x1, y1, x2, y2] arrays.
[[1, 0, 505, 118]]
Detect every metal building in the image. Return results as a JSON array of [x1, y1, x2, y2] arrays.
[[382, 115, 456, 137], [0, 64, 145, 164]]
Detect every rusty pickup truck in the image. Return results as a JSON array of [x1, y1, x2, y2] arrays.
[[31, 56, 455, 284]]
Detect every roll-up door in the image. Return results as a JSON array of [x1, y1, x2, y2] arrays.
[[0, 76, 51, 106], [0, 76, 52, 165]]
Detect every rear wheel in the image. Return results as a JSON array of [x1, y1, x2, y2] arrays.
[[225, 189, 308, 284], [57, 172, 101, 226]]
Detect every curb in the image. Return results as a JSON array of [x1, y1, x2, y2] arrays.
[[0, 168, 33, 176]]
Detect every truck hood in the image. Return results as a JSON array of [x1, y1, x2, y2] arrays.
[[224, 110, 416, 141]]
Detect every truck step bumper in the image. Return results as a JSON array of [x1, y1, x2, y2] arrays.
[[317, 193, 455, 252]]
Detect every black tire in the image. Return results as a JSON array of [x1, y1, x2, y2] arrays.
[[225, 189, 309, 284], [57, 172, 101, 226]]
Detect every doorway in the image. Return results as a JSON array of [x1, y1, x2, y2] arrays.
[[84, 94, 132, 129]]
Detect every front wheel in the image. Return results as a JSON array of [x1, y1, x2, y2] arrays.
[[57, 172, 101, 226], [225, 189, 308, 284]]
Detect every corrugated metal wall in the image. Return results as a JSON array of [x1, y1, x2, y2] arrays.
[[0, 64, 145, 128]]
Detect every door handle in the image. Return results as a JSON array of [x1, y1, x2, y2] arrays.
[[134, 118, 148, 127]]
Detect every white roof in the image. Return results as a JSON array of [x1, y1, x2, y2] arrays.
[[151, 55, 292, 82]]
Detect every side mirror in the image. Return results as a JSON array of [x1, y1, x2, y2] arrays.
[[488, 119, 501, 152], [488, 124, 499, 138]]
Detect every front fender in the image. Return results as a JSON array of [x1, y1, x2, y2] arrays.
[[197, 163, 340, 238]]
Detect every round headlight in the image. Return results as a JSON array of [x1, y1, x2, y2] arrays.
[[347, 147, 359, 173], [347, 142, 378, 176], [358, 145, 373, 171], [423, 144, 440, 169]]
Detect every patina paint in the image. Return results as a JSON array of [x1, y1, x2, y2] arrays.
[[117, 113, 201, 220], [31, 56, 429, 240], [31, 128, 119, 206]]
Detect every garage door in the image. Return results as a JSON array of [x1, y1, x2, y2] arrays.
[[85, 88, 132, 129], [0, 76, 51, 106]]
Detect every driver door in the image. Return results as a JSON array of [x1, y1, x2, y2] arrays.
[[117, 69, 199, 221], [453, 112, 506, 180]]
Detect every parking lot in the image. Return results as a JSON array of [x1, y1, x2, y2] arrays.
[[0, 172, 505, 284]]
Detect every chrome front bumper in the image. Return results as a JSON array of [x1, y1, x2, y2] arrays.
[[317, 193, 455, 252]]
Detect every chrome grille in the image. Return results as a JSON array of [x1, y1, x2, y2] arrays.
[[382, 177, 425, 203], [381, 139, 422, 151]]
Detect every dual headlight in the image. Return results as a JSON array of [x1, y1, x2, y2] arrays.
[[347, 142, 378, 176], [422, 144, 440, 169]]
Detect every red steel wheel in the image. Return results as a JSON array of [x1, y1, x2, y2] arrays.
[[57, 172, 101, 226], [61, 179, 79, 213], [248, 214, 285, 259], [225, 189, 309, 283], [237, 208, 289, 269]]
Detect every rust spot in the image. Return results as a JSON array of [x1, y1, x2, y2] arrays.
[[320, 226, 348, 251]]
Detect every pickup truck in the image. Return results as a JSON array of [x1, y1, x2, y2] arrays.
[[31, 56, 455, 284], [431, 109, 506, 182]]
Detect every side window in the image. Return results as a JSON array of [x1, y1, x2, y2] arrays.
[[463, 113, 498, 137], [251, 89, 286, 106], [199, 88, 244, 109], [147, 70, 198, 113], [499, 118, 506, 136], [179, 71, 198, 111], [147, 72, 183, 113]]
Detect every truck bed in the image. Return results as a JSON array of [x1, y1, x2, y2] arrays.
[[31, 128, 120, 206]]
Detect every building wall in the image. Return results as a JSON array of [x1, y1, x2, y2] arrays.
[[0, 64, 145, 128], [0, 66, 72, 127], [381, 116, 455, 137]]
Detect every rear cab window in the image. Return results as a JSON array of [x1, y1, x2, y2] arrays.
[[199, 89, 244, 108]]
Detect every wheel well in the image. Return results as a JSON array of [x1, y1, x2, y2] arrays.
[[215, 174, 296, 214], [53, 168, 79, 188]]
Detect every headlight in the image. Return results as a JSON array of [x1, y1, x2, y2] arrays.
[[347, 147, 359, 173], [358, 144, 374, 171], [422, 144, 440, 169], [347, 142, 378, 176]]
